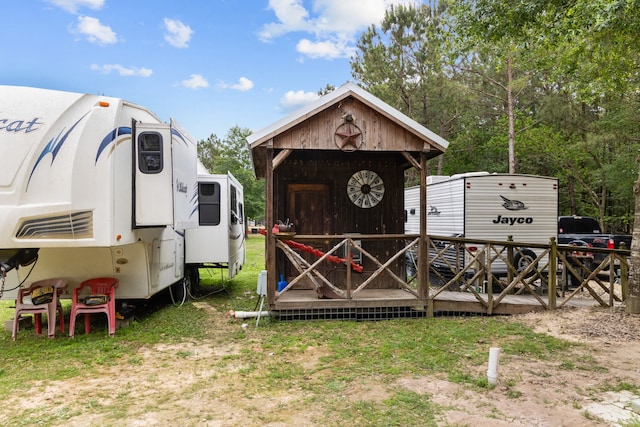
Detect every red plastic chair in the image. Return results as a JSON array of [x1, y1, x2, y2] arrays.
[[12, 278, 67, 340], [69, 277, 119, 337]]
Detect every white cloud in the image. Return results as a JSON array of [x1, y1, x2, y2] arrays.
[[231, 77, 254, 91], [280, 90, 320, 111], [259, 0, 419, 59], [297, 38, 355, 60], [164, 18, 193, 48], [45, 0, 104, 14], [90, 64, 153, 77], [311, 0, 419, 34], [76, 16, 117, 45], [258, 0, 312, 41], [182, 74, 209, 89], [217, 77, 254, 92]]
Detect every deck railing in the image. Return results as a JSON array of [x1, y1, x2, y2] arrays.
[[421, 235, 629, 310], [272, 233, 630, 312], [274, 233, 420, 299]]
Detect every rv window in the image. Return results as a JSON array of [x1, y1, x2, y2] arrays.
[[238, 203, 244, 225], [230, 185, 238, 224], [198, 182, 221, 226], [138, 132, 163, 174]]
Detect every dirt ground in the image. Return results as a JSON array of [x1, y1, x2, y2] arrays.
[[4, 304, 640, 426], [426, 306, 640, 426]]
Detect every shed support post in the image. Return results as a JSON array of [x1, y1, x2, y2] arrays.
[[266, 142, 276, 307], [418, 151, 429, 310]]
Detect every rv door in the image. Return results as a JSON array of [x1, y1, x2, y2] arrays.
[[133, 121, 173, 226]]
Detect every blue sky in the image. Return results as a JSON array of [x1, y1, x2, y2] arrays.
[[2, 0, 419, 142]]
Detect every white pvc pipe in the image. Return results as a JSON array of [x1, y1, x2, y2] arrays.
[[487, 347, 501, 385], [227, 310, 272, 319]]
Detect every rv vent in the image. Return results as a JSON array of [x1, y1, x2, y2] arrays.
[[16, 211, 94, 239]]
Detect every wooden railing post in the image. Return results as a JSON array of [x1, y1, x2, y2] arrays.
[[619, 247, 629, 301], [507, 236, 514, 284], [548, 237, 557, 309]]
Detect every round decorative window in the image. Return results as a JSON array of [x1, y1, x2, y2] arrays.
[[347, 170, 385, 208]]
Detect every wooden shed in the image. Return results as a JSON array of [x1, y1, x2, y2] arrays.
[[248, 82, 449, 314]]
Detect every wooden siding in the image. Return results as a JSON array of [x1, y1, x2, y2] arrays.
[[274, 151, 405, 234], [271, 96, 427, 153], [272, 151, 407, 289]]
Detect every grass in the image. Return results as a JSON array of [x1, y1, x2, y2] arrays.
[[0, 234, 621, 425]]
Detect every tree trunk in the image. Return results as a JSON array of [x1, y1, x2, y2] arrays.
[[568, 176, 576, 214], [506, 54, 516, 174], [627, 155, 640, 314]]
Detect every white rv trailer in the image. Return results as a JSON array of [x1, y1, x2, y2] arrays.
[[185, 163, 246, 284], [0, 85, 243, 301], [405, 172, 558, 277]]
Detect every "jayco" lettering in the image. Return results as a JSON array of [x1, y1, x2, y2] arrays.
[[492, 215, 533, 225]]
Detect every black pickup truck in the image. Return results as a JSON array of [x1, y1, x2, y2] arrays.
[[557, 215, 632, 250], [558, 215, 631, 286]]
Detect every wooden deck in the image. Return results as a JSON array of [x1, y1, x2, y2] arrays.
[[275, 289, 420, 309], [264, 233, 627, 319], [272, 288, 604, 316]]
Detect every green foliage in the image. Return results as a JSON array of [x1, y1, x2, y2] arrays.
[[317, 84, 335, 96], [351, 0, 640, 228], [351, 2, 463, 140], [197, 133, 220, 172]]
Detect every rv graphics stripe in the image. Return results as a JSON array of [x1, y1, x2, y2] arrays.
[[95, 127, 132, 163], [27, 112, 90, 189], [16, 210, 93, 239], [171, 128, 189, 146], [190, 182, 199, 219]]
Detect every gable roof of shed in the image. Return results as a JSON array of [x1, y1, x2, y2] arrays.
[[247, 82, 450, 177], [248, 82, 449, 150]]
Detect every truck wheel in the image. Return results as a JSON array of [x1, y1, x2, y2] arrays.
[[566, 240, 594, 288], [514, 249, 537, 278]]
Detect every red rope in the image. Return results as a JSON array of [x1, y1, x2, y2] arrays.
[[259, 229, 363, 273]]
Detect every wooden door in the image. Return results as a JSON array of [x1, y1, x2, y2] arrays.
[[286, 184, 331, 235], [284, 184, 331, 287]]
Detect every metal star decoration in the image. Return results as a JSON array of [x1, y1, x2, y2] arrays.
[[334, 123, 363, 151]]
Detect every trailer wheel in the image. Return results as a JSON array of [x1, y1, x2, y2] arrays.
[[185, 265, 200, 293], [169, 279, 187, 305], [514, 249, 537, 278], [169, 266, 198, 304]]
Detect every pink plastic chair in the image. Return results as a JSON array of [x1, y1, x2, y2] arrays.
[[69, 277, 119, 337], [12, 278, 67, 340]]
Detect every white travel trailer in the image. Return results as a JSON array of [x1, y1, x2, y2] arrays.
[[405, 172, 558, 277], [0, 85, 243, 302], [185, 164, 246, 284]]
